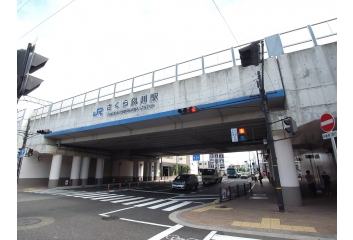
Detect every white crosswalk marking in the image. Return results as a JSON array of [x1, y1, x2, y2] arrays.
[[148, 200, 178, 209], [134, 199, 166, 207], [162, 201, 193, 211], [111, 197, 144, 203], [90, 195, 125, 200], [99, 196, 130, 201], [24, 189, 206, 212], [122, 198, 155, 205], [73, 193, 111, 198], [80, 194, 113, 198]]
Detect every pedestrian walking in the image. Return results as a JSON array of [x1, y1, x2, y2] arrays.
[[258, 173, 263, 186], [305, 170, 316, 197], [321, 171, 332, 196]]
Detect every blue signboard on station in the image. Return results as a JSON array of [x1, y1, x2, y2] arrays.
[[193, 154, 201, 161]]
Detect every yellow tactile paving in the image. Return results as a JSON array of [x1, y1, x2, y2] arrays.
[[303, 227, 317, 233], [280, 225, 293, 231], [249, 223, 261, 228], [231, 221, 242, 227], [240, 222, 252, 227], [231, 218, 317, 233], [291, 226, 306, 232]]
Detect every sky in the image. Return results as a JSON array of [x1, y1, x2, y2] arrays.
[[16, 0, 337, 109]]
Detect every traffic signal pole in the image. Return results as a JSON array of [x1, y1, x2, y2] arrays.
[[257, 40, 285, 212], [17, 119, 30, 184]]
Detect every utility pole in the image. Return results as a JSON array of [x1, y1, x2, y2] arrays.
[[17, 119, 30, 184], [257, 40, 285, 212]]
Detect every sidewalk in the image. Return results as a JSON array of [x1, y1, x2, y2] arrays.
[[170, 178, 337, 239]]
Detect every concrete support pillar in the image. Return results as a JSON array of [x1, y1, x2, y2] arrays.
[[70, 156, 81, 186], [273, 132, 302, 207], [148, 161, 152, 181], [95, 158, 104, 185], [153, 160, 159, 180], [143, 160, 149, 181], [80, 157, 90, 185], [48, 154, 63, 189], [133, 161, 139, 182], [268, 156, 274, 185]]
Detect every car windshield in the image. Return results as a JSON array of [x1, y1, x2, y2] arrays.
[[175, 175, 189, 180], [202, 169, 215, 175]]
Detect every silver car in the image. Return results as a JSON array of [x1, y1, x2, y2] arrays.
[[171, 174, 199, 190]]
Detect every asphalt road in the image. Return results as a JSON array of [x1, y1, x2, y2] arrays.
[[18, 177, 274, 240]]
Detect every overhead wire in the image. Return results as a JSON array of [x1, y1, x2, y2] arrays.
[[17, 0, 31, 12], [212, 0, 239, 46], [18, 0, 77, 40], [212, 0, 258, 76]]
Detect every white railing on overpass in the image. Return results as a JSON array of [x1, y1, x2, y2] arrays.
[[29, 18, 336, 121]]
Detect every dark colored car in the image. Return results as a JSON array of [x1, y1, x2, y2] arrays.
[[171, 174, 199, 190]]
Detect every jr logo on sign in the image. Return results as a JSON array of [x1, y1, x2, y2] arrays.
[[93, 108, 104, 117]]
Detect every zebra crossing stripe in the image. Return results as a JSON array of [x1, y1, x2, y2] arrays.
[[100, 196, 132, 202], [148, 200, 178, 209], [134, 199, 166, 207], [80, 193, 113, 198], [111, 197, 144, 203], [89, 195, 124, 200], [162, 201, 192, 211], [122, 198, 155, 205]]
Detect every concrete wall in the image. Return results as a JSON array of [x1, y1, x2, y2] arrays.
[[26, 56, 283, 138], [270, 43, 337, 130]]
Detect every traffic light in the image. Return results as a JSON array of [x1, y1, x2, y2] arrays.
[[177, 106, 198, 115], [37, 129, 52, 134], [28, 148, 34, 157], [283, 117, 297, 135], [17, 42, 49, 100], [238, 127, 247, 141], [238, 42, 260, 67]]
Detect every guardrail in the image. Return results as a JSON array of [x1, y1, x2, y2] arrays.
[[26, 18, 336, 122], [219, 182, 254, 203]]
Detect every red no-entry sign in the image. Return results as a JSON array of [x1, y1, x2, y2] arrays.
[[320, 113, 335, 132]]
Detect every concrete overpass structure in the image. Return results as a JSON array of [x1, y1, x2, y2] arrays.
[[17, 19, 337, 207]]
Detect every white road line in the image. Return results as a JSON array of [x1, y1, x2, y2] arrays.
[[148, 200, 178, 209], [73, 193, 112, 198], [99, 206, 136, 216], [162, 201, 192, 211], [134, 199, 166, 207], [147, 224, 184, 240], [119, 218, 172, 228], [100, 196, 130, 201], [203, 230, 217, 240], [128, 189, 184, 195], [89, 195, 124, 200], [170, 197, 217, 200], [80, 193, 114, 198], [62, 192, 108, 197], [111, 197, 144, 203], [122, 198, 155, 205]]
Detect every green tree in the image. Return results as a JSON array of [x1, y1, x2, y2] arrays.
[[183, 165, 190, 174]]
